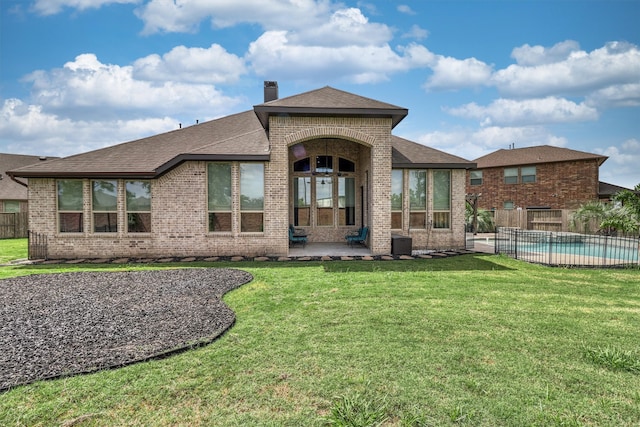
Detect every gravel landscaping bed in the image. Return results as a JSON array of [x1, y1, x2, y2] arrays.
[[0, 268, 253, 391]]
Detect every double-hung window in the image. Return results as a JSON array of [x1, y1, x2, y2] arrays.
[[432, 170, 451, 229], [391, 169, 403, 229], [126, 180, 151, 232], [470, 170, 483, 186], [409, 170, 427, 228], [240, 163, 264, 232], [57, 180, 84, 233], [208, 163, 232, 232], [504, 168, 518, 184], [521, 166, 536, 183], [92, 180, 118, 232]]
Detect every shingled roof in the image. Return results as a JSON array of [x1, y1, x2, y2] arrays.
[[474, 145, 607, 169], [9, 86, 466, 179], [392, 136, 475, 169], [1, 153, 58, 199]]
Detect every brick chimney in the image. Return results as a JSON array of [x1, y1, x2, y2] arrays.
[[264, 81, 278, 102]]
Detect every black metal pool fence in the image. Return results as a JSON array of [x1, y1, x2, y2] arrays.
[[495, 227, 640, 267]]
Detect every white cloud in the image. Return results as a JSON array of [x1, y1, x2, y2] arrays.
[[493, 41, 640, 98], [413, 125, 568, 161], [402, 24, 428, 41], [132, 44, 246, 84], [247, 32, 434, 83], [585, 83, 640, 108], [446, 97, 599, 126], [31, 0, 139, 15], [596, 138, 640, 188], [397, 5, 416, 15], [424, 56, 493, 91], [23, 53, 243, 120], [0, 98, 176, 157], [135, 0, 332, 34], [511, 40, 580, 66]]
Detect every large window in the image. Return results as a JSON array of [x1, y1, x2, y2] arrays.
[[92, 180, 118, 232], [240, 163, 264, 232], [208, 163, 232, 232], [57, 180, 84, 233], [470, 170, 483, 186], [126, 180, 151, 232], [409, 170, 427, 228], [391, 169, 403, 229], [504, 167, 518, 184], [338, 177, 355, 226], [432, 170, 451, 229], [293, 177, 311, 226], [316, 177, 333, 226], [521, 166, 536, 183]]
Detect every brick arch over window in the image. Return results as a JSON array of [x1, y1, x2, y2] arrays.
[[284, 127, 375, 148]]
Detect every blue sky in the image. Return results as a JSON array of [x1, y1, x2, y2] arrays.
[[1, 0, 639, 188]]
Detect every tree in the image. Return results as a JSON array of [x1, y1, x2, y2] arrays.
[[570, 198, 639, 236], [612, 183, 640, 222], [465, 204, 495, 233]]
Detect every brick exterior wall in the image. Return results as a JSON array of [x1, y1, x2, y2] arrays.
[[466, 159, 601, 210], [28, 115, 469, 258]]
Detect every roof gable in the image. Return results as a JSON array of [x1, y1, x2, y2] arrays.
[[474, 145, 607, 169], [1, 153, 58, 199], [253, 86, 408, 129]]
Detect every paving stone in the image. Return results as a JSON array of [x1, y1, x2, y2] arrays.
[[340, 256, 354, 261], [381, 255, 395, 260], [180, 257, 197, 262], [417, 254, 433, 259], [66, 259, 85, 264], [254, 257, 270, 262], [399, 255, 414, 260], [89, 259, 110, 264], [111, 258, 130, 264], [362, 256, 375, 261], [277, 257, 291, 261], [321, 256, 333, 261], [230, 256, 244, 262], [296, 256, 312, 261], [203, 257, 219, 262]]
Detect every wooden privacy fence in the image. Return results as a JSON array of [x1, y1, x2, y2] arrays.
[[0, 212, 28, 238], [492, 209, 599, 233]]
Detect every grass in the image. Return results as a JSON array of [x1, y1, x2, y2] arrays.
[[1, 239, 639, 425], [0, 238, 27, 263]]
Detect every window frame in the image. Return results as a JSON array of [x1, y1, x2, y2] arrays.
[[91, 179, 118, 233], [391, 169, 403, 230], [432, 170, 451, 229], [521, 166, 536, 183], [504, 167, 518, 184], [470, 170, 483, 186], [409, 170, 427, 229], [207, 162, 232, 232], [126, 180, 152, 233], [239, 162, 265, 233], [57, 179, 84, 233]]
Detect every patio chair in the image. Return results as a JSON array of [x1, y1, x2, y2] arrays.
[[289, 226, 307, 248], [345, 226, 368, 248]]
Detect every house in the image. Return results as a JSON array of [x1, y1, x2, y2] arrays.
[[466, 145, 608, 211], [0, 153, 57, 213], [8, 83, 475, 259], [598, 181, 632, 204]]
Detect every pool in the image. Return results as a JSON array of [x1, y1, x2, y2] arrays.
[[495, 228, 640, 267]]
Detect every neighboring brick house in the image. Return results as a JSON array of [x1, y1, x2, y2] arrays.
[[0, 153, 57, 213], [466, 145, 608, 210], [9, 83, 474, 259]]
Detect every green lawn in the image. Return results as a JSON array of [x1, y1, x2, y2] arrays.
[[0, 240, 639, 426], [0, 238, 27, 264]]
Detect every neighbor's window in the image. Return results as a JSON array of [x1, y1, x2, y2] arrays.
[[521, 166, 536, 183], [504, 201, 515, 210], [504, 167, 518, 184], [3, 200, 20, 213], [470, 170, 483, 186], [240, 163, 264, 232], [409, 170, 427, 229], [57, 179, 84, 233], [316, 176, 333, 226], [293, 177, 311, 227], [338, 177, 355, 226], [432, 170, 451, 229], [208, 163, 232, 232], [391, 169, 403, 229], [126, 180, 151, 232], [92, 180, 118, 232]]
